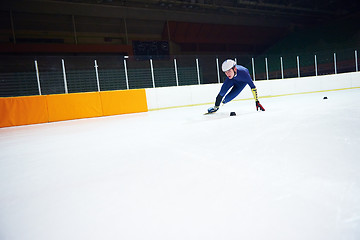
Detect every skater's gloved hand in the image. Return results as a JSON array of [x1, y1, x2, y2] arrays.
[[256, 101, 265, 111], [207, 106, 219, 113]]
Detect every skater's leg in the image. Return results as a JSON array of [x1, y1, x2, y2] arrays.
[[222, 82, 246, 104]]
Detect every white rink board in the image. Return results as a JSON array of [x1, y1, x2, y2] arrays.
[[146, 71, 360, 110]]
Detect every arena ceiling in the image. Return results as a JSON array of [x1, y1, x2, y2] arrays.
[[1, 0, 359, 54], [30, 0, 359, 22]]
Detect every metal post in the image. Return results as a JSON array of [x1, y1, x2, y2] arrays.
[[61, 59, 68, 94], [297, 56, 300, 78], [196, 58, 201, 85], [10, 10, 16, 44], [216, 57, 220, 83], [174, 58, 179, 86], [124, 18, 129, 45], [334, 53, 337, 74], [265, 57, 269, 80], [314, 55, 318, 76], [72, 15, 78, 45], [251, 57, 256, 81], [94, 60, 100, 92], [280, 57, 284, 79], [34, 60, 42, 95], [150, 59, 155, 88], [124, 56, 129, 89], [167, 20, 171, 41], [356, 50, 358, 72]]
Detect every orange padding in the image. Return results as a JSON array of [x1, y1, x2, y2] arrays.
[[0, 95, 48, 128], [47, 92, 103, 122], [0, 89, 148, 128]]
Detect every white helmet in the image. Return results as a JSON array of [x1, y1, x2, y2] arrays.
[[222, 59, 236, 72]]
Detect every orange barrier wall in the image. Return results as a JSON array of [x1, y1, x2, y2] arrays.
[[100, 89, 148, 116], [0, 89, 148, 128], [47, 92, 103, 122], [0, 95, 48, 128]]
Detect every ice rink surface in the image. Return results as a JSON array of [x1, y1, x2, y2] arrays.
[[1, 88, 360, 240]]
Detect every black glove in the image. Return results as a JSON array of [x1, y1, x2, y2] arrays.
[[256, 101, 265, 111], [207, 106, 219, 113]]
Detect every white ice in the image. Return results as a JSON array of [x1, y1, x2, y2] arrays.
[[1, 88, 360, 240]]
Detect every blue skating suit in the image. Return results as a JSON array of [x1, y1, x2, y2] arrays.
[[218, 65, 256, 104]]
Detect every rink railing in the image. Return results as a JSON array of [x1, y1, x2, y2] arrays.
[[0, 49, 359, 97], [2, 70, 360, 128]]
